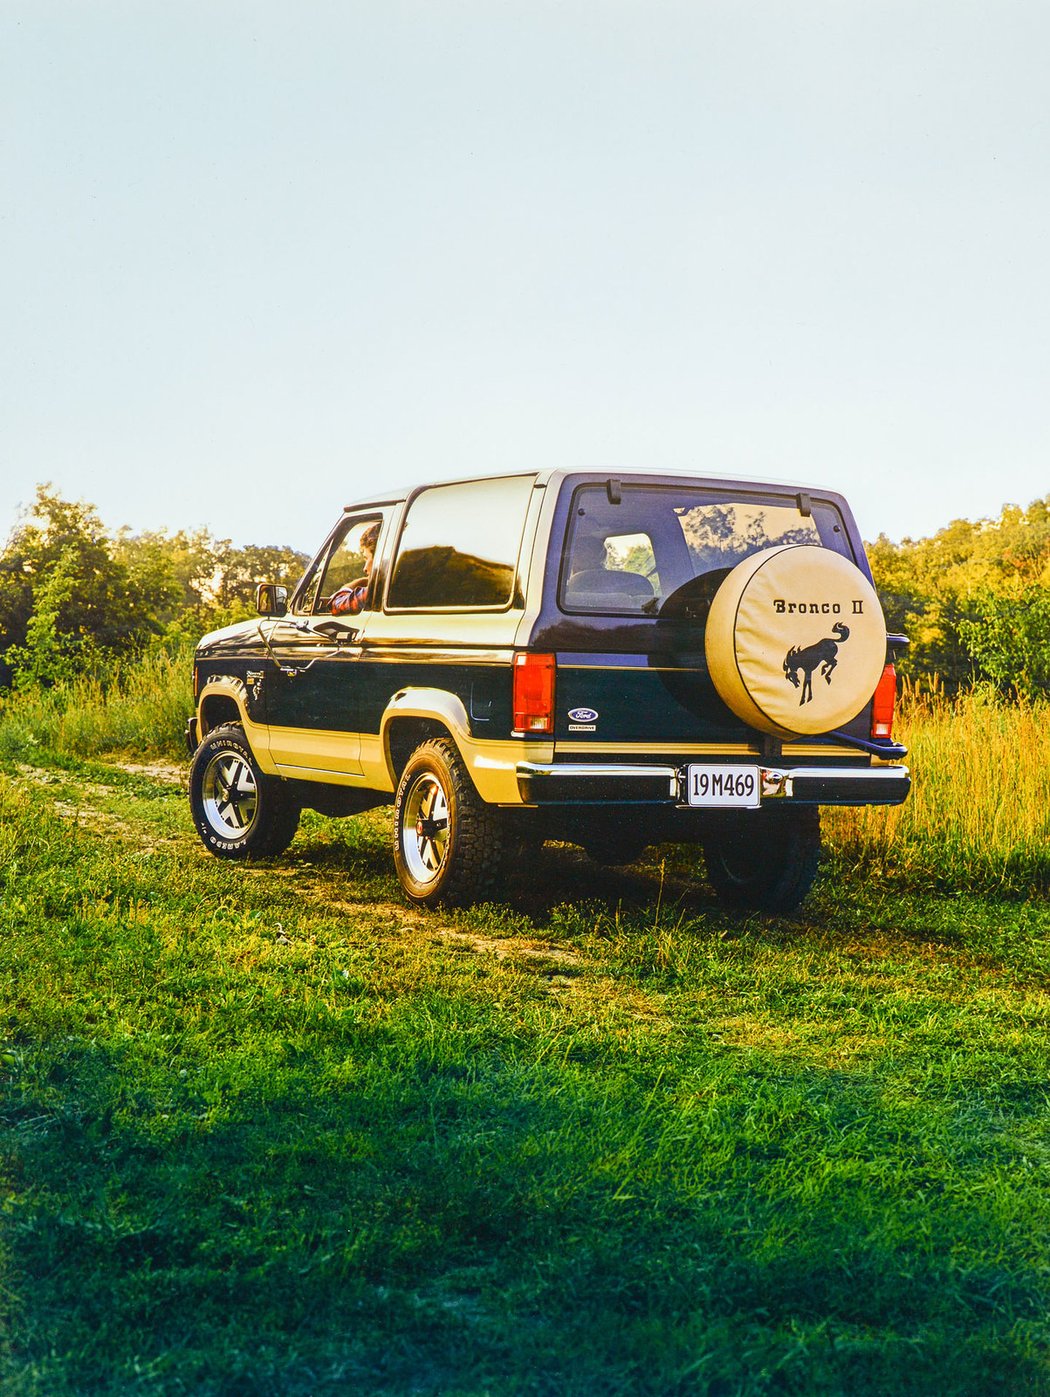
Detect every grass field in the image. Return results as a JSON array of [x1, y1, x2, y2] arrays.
[[0, 677, 1048, 1394]]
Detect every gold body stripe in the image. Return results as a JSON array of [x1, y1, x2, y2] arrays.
[[198, 678, 868, 809], [553, 740, 866, 760]]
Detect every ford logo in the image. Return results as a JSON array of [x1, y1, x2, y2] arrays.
[[568, 707, 599, 723]]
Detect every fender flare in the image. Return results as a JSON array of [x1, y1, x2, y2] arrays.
[[380, 687, 472, 780], [198, 674, 251, 731], [197, 673, 277, 772], [377, 688, 541, 805]]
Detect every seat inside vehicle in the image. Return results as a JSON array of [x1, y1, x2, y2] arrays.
[[564, 568, 655, 611]]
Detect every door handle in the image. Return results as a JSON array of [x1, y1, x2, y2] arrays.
[[313, 619, 360, 643]]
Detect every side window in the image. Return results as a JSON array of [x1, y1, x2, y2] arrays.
[[564, 529, 660, 613], [298, 516, 383, 614], [387, 476, 535, 610]]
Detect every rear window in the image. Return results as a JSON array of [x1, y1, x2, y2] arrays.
[[387, 475, 535, 610], [560, 484, 846, 616]]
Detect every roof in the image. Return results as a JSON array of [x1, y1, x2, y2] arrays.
[[343, 465, 844, 514]]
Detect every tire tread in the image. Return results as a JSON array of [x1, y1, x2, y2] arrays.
[[704, 806, 821, 913], [394, 737, 505, 907]]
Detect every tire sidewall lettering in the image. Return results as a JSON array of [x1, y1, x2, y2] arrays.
[[189, 722, 298, 861]]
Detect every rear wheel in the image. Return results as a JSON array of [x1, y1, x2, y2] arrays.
[[189, 723, 300, 859], [703, 806, 821, 913], [393, 738, 505, 907]]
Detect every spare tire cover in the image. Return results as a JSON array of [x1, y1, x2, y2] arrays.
[[704, 545, 887, 738]]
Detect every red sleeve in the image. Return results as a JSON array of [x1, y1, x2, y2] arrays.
[[331, 584, 365, 616]]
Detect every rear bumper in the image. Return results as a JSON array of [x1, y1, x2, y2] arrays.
[[516, 761, 910, 807]]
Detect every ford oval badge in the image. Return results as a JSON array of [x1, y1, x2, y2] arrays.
[[568, 707, 599, 723]]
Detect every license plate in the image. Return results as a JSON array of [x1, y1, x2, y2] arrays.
[[683, 764, 760, 808]]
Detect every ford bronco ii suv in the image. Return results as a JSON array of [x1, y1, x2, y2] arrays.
[[186, 470, 909, 911]]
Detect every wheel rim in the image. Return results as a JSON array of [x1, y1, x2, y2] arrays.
[[201, 751, 259, 838], [400, 771, 450, 887]]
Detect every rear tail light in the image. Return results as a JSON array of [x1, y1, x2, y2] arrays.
[[870, 662, 897, 740], [513, 652, 556, 734]]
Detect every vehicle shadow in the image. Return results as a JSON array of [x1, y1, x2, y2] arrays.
[[501, 840, 718, 922], [292, 814, 721, 923]]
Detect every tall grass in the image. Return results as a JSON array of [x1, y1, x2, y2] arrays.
[[0, 643, 192, 762], [824, 687, 1050, 894], [2, 648, 1047, 894]]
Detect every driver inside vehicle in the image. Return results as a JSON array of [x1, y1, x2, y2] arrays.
[[330, 521, 380, 616]]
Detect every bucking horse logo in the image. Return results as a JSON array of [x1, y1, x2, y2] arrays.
[[783, 622, 850, 705]]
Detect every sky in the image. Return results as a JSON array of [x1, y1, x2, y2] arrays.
[[3, 1, 1049, 553]]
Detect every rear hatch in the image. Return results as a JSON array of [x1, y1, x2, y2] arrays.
[[530, 475, 881, 759]]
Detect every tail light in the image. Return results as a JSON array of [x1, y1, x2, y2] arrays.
[[870, 662, 897, 740], [513, 652, 555, 734]]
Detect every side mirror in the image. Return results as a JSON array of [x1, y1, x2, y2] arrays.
[[256, 583, 288, 618]]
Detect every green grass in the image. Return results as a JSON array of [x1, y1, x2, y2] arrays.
[[825, 688, 1050, 895], [1, 757, 1047, 1395], [0, 646, 193, 763], [2, 647, 1046, 893]]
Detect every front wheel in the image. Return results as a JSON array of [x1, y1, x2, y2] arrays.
[[393, 738, 504, 908], [189, 723, 300, 859], [703, 806, 821, 913]]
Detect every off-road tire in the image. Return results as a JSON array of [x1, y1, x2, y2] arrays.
[[189, 723, 300, 860], [393, 737, 505, 908], [703, 806, 821, 913]]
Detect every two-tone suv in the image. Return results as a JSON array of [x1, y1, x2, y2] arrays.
[[186, 470, 909, 911]]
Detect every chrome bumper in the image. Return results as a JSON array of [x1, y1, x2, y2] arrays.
[[516, 761, 910, 807]]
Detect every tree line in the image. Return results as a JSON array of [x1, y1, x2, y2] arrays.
[[0, 485, 308, 691], [869, 494, 1050, 696], [1, 483, 1048, 697]]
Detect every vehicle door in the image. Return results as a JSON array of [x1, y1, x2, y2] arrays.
[[262, 512, 385, 779]]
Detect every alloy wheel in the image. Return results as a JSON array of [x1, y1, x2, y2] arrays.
[[201, 752, 259, 839], [400, 772, 450, 886]]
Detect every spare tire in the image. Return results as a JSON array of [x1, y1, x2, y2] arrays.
[[704, 545, 887, 738]]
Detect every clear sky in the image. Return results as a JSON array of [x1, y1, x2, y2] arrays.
[[3, 1, 1048, 553]]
